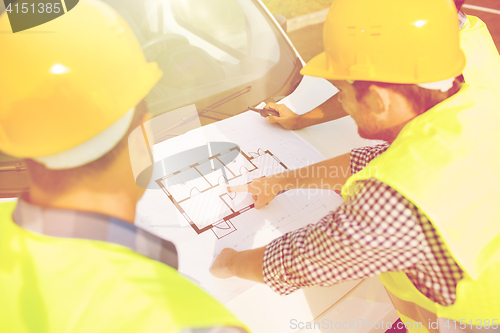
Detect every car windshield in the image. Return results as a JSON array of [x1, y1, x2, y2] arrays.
[[103, 0, 301, 125]]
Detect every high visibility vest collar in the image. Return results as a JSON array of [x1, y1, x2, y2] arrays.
[[460, 15, 500, 94]]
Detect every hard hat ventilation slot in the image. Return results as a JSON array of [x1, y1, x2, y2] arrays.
[[370, 25, 382, 37]]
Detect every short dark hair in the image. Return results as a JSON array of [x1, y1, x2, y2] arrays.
[[26, 100, 149, 193], [454, 0, 466, 11], [351, 79, 462, 115]]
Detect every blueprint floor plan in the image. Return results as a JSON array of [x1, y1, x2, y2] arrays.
[[156, 146, 289, 239], [136, 111, 345, 301]]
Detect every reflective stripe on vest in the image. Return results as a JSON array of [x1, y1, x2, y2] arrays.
[[460, 15, 500, 94], [0, 202, 249, 333], [341, 85, 500, 328]]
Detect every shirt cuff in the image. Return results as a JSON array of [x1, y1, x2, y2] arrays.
[[262, 235, 300, 295]]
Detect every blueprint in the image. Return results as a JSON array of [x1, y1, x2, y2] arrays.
[[156, 145, 289, 239], [136, 111, 345, 302]]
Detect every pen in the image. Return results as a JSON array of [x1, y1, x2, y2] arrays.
[[248, 106, 280, 117]]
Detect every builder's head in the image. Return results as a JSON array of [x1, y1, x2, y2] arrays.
[[327, 79, 460, 142], [301, 0, 465, 141], [0, 0, 162, 194]]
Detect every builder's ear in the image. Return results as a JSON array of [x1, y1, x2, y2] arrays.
[[367, 84, 391, 115]]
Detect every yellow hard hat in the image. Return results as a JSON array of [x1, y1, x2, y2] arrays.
[[301, 0, 466, 84], [0, 0, 162, 158]]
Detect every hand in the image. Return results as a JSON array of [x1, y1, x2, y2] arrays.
[[210, 248, 239, 279], [264, 102, 302, 130], [228, 177, 284, 209], [211, 247, 266, 282]]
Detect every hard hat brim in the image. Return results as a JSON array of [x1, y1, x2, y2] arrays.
[[301, 50, 466, 84], [300, 52, 354, 81], [300, 52, 335, 80]]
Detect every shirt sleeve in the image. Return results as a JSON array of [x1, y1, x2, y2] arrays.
[[262, 178, 428, 295], [350, 143, 390, 175]]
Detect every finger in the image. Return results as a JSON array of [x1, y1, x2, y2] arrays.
[[252, 195, 257, 200], [265, 115, 278, 123], [254, 198, 269, 209], [227, 184, 249, 193], [264, 102, 278, 109]]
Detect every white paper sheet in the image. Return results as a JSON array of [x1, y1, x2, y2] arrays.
[[136, 111, 345, 302]]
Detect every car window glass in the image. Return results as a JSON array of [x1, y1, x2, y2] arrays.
[[169, 0, 248, 54], [102, 0, 296, 123]]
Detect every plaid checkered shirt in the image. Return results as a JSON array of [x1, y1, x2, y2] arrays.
[[262, 143, 464, 306]]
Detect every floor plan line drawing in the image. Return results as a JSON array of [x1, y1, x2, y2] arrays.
[[136, 111, 355, 302], [155, 145, 289, 239]]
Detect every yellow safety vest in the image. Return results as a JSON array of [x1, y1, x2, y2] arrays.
[[0, 201, 249, 333], [460, 15, 500, 94], [342, 85, 500, 332]]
